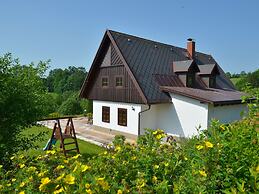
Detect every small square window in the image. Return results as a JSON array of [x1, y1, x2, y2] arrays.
[[102, 77, 108, 87], [118, 108, 127, 126], [209, 76, 216, 88], [115, 76, 123, 87], [102, 106, 110, 123], [187, 73, 195, 87]]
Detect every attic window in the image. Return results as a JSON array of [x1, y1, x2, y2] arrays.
[[209, 76, 216, 88], [101, 77, 109, 87], [187, 73, 195, 87], [115, 76, 123, 87]]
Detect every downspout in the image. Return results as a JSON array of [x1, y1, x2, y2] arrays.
[[138, 104, 151, 136]]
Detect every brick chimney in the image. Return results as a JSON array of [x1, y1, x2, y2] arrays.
[[187, 38, 195, 59]]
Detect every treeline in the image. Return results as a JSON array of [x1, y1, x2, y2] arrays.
[[42, 66, 92, 116], [227, 69, 259, 90]]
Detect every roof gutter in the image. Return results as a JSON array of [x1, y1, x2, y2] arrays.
[[138, 104, 151, 136]]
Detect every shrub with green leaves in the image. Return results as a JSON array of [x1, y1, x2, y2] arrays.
[[0, 91, 258, 193]]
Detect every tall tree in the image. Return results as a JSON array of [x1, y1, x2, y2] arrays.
[[0, 53, 50, 165]]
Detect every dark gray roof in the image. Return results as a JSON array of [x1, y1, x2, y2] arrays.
[[198, 64, 219, 75], [153, 74, 184, 87], [161, 86, 247, 105], [109, 30, 236, 103], [173, 60, 194, 73]]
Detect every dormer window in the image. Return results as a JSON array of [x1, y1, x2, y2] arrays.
[[209, 76, 216, 88], [172, 60, 200, 87], [198, 64, 220, 88], [187, 73, 195, 87]]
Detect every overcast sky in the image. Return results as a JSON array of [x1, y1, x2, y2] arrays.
[[0, 0, 258, 73]]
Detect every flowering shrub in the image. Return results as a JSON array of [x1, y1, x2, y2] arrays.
[[0, 105, 258, 193]]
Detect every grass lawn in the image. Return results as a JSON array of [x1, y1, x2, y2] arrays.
[[21, 125, 104, 160]]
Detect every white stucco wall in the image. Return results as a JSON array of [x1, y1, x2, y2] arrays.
[[208, 103, 247, 124], [93, 100, 141, 135], [140, 94, 209, 137]]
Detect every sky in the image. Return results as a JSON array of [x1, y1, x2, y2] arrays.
[[0, 0, 258, 74]]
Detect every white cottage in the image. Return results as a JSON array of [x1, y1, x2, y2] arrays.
[[80, 30, 247, 138]]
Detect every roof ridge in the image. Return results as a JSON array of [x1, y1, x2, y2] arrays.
[[108, 29, 212, 57]]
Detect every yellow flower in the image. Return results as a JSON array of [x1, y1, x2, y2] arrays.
[[96, 177, 109, 190], [131, 156, 137, 160], [56, 165, 65, 170], [56, 173, 65, 181], [19, 191, 25, 194], [115, 146, 121, 152], [19, 155, 24, 159], [196, 145, 204, 150], [27, 166, 37, 172], [86, 189, 92, 194], [103, 151, 108, 155], [64, 174, 75, 185], [39, 177, 51, 191], [81, 165, 90, 172], [154, 165, 159, 169], [140, 182, 145, 188], [72, 154, 81, 159], [153, 130, 158, 135], [46, 150, 56, 155], [85, 183, 91, 189], [53, 187, 64, 194], [205, 141, 213, 148], [41, 177, 51, 184], [20, 182, 26, 187], [19, 164, 25, 168], [29, 176, 33, 181], [152, 176, 158, 183], [6, 183, 11, 187], [73, 165, 78, 172], [63, 160, 69, 164], [164, 162, 169, 167], [38, 170, 48, 177], [11, 178, 16, 182], [199, 170, 207, 177], [117, 189, 123, 194]]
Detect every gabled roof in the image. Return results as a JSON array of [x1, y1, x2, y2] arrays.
[[108, 30, 236, 103], [198, 64, 220, 76], [81, 30, 238, 104], [173, 60, 200, 73]]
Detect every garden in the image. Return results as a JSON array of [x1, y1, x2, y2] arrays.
[[0, 53, 258, 193]]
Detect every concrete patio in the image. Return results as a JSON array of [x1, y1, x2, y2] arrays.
[[39, 117, 136, 147]]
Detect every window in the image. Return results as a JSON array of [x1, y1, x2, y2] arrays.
[[187, 73, 195, 87], [118, 108, 127, 126], [102, 106, 110, 123], [115, 76, 123, 87], [209, 76, 216, 88], [101, 77, 108, 87]]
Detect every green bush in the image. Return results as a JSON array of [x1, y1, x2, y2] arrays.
[[58, 94, 82, 116], [0, 53, 50, 165], [0, 91, 258, 193]]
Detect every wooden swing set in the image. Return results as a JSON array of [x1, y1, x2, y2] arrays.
[[43, 116, 80, 156]]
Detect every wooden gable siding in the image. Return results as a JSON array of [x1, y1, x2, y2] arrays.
[[101, 43, 123, 67], [87, 65, 144, 103]]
